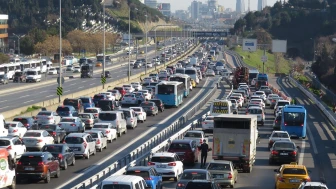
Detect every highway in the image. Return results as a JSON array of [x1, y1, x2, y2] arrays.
[[15, 75, 222, 189], [0, 41, 191, 112]]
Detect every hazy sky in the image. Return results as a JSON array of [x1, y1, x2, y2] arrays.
[[158, 0, 278, 12]]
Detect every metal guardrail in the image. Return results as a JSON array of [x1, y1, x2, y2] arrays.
[[72, 76, 228, 189], [289, 76, 336, 126], [304, 72, 336, 104]]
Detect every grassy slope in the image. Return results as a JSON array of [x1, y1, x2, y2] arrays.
[[233, 46, 291, 74]]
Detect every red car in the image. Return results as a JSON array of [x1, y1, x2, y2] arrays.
[[113, 87, 126, 96], [167, 139, 198, 165]]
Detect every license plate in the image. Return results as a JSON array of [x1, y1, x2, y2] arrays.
[[25, 167, 35, 171], [71, 148, 79, 151], [176, 152, 185, 155], [280, 153, 288, 155], [26, 140, 34, 143], [213, 174, 224, 179], [157, 165, 166, 168], [289, 179, 300, 183]]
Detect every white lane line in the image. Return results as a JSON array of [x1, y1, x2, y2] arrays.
[[0, 106, 9, 110], [40, 91, 48, 93], [56, 77, 211, 189], [78, 86, 84, 89], [70, 83, 77, 86], [23, 100, 34, 104], [298, 140, 306, 165], [45, 95, 54, 98], [0, 100, 7, 103], [19, 95, 30, 98], [82, 81, 87, 83], [64, 90, 70, 93], [90, 83, 95, 85], [306, 123, 318, 154]]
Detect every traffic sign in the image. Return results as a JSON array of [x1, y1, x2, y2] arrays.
[[101, 77, 106, 84], [57, 87, 63, 96], [57, 77, 65, 84], [261, 55, 268, 62]]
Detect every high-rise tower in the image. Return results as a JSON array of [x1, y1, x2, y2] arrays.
[[208, 0, 218, 11], [258, 0, 267, 11], [191, 1, 200, 20], [236, 0, 245, 14]]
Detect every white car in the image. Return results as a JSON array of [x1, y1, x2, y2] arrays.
[[254, 91, 267, 101], [100, 92, 116, 101], [84, 130, 108, 152], [130, 60, 136, 66], [131, 82, 142, 91], [130, 107, 147, 123], [66, 65, 74, 71], [48, 67, 57, 75], [148, 152, 184, 181], [108, 90, 122, 101], [143, 77, 154, 83], [138, 90, 152, 100], [249, 99, 265, 109], [92, 123, 117, 142], [58, 117, 85, 133], [84, 107, 102, 119], [183, 130, 208, 146], [268, 131, 291, 149], [266, 94, 279, 105], [247, 106, 265, 126], [73, 66, 81, 72], [206, 69, 215, 76], [121, 94, 138, 105], [5, 121, 27, 138], [202, 116, 214, 132], [122, 84, 135, 93], [22, 130, 54, 151], [146, 62, 153, 68], [0, 136, 26, 162], [35, 111, 61, 125]]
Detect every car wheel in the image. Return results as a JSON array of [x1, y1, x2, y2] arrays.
[[141, 120, 144, 123], [230, 184, 234, 188], [56, 136, 60, 144], [98, 146, 102, 152], [44, 170, 51, 183], [92, 148, 96, 155], [62, 159, 67, 170], [104, 142, 108, 149], [55, 167, 60, 178], [9, 177, 15, 189], [71, 157, 75, 166], [174, 173, 179, 181], [85, 151, 90, 159]]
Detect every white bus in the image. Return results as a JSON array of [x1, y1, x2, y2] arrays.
[[155, 81, 185, 107], [168, 74, 191, 97], [185, 67, 199, 84], [210, 99, 233, 116]]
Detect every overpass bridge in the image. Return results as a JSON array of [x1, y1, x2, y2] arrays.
[[133, 31, 229, 38]]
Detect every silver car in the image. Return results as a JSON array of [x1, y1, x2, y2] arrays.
[[206, 160, 238, 188], [176, 169, 212, 189], [78, 113, 95, 129], [119, 108, 138, 129], [84, 130, 108, 152], [35, 111, 61, 125], [64, 133, 96, 159], [58, 117, 85, 133]]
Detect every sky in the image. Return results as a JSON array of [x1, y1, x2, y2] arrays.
[[158, 0, 278, 12]]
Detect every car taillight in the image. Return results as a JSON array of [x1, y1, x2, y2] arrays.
[[177, 183, 185, 187], [291, 151, 297, 156], [275, 120, 278, 123], [58, 123, 62, 126], [58, 154, 63, 160], [7, 146, 12, 150], [132, 98, 136, 100], [24, 123, 29, 127], [200, 139, 203, 144], [38, 162, 44, 166], [12, 129, 18, 132], [144, 177, 153, 180], [130, 118, 134, 122], [202, 122, 206, 124], [277, 177, 285, 182], [271, 150, 279, 155], [96, 139, 101, 144], [284, 122, 287, 126], [83, 142, 87, 148], [71, 123, 76, 126], [47, 117, 52, 120], [147, 162, 155, 166], [228, 172, 233, 179], [106, 130, 110, 134], [168, 162, 176, 166], [52, 131, 56, 136], [17, 161, 22, 165], [138, 112, 142, 115], [150, 107, 154, 110], [95, 114, 98, 117], [301, 123, 304, 126], [122, 98, 124, 100], [303, 178, 311, 182], [86, 120, 93, 123]]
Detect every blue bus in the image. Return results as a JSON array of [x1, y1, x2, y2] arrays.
[[256, 73, 269, 89], [281, 105, 307, 138], [249, 70, 259, 84], [168, 74, 190, 98], [155, 81, 185, 107]]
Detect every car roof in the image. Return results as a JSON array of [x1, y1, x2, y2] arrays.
[[85, 130, 103, 134], [183, 169, 209, 173], [26, 130, 44, 133], [127, 166, 153, 171], [66, 133, 89, 137], [152, 152, 175, 157], [272, 131, 288, 134], [13, 116, 32, 119], [102, 175, 144, 183], [248, 106, 262, 110], [21, 152, 49, 156], [282, 163, 307, 169], [301, 182, 327, 187], [209, 160, 232, 164], [94, 123, 111, 126], [172, 139, 193, 144], [186, 130, 203, 134]]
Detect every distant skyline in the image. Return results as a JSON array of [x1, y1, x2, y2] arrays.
[[158, 0, 278, 12]]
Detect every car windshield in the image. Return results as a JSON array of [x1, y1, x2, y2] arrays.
[[185, 182, 212, 189], [88, 133, 98, 138], [65, 137, 84, 144], [248, 109, 262, 114], [181, 172, 207, 180], [184, 132, 202, 138], [42, 145, 63, 153], [272, 133, 289, 138], [274, 142, 294, 149], [151, 156, 175, 163], [0, 140, 10, 146], [101, 184, 131, 189], [80, 98, 90, 103], [278, 101, 289, 106], [125, 170, 150, 178], [93, 124, 109, 129], [5, 123, 17, 128], [131, 108, 141, 112], [37, 111, 52, 116], [282, 168, 306, 175], [207, 163, 231, 171], [169, 143, 191, 150], [301, 187, 327, 189], [98, 113, 116, 121], [141, 103, 154, 107], [78, 114, 91, 119], [24, 132, 41, 137], [61, 118, 76, 122], [84, 109, 98, 113], [39, 125, 56, 130]]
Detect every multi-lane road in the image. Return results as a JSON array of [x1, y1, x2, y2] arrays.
[[0, 41, 190, 112]]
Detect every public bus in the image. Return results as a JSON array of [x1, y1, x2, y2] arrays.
[[96, 54, 104, 63], [249, 70, 259, 85], [210, 99, 233, 116], [168, 74, 190, 97], [155, 81, 184, 107], [256, 73, 269, 89], [185, 67, 199, 84], [281, 105, 307, 138]]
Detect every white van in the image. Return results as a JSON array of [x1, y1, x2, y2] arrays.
[[97, 175, 151, 189], [98, 111, 127, 137], [25, 68, 41, 82], [210, 99, 233, 115], [185, 67, 199, 84]]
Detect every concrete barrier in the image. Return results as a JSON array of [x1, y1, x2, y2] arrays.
[[4, 44, 201, 120]]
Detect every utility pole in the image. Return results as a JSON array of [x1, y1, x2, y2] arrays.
[[145, 13, 148, 74], [103, 0, 106, 89], [58, 0, 62, 103]]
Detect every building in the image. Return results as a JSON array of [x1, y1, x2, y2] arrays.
[[144, 0, 157, 9], [258, 0, 267, 11], [236, 0, 245, 14], [158, 3, 171, 17], [175, 10, 188, 20], [191, 1, 200, 20], [0, 14, 8, 53], [208, 0, 218, 11]]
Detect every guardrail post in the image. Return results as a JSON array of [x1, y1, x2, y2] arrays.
[[103, 170, 106, 179], [82, 183, 86, 189], [90, 178, 93, 187], [96, 175, 99, 185]]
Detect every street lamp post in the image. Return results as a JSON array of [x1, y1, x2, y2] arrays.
[[154, 26, 157, 71], [58, 0, 62, 103], [145, 13, 148, 75], [103, 0, 106, 89], [13, 33, 22, 55], [164, 25, 166, 67], [170, 26, 172, 53], [128, 7, 131, 81]]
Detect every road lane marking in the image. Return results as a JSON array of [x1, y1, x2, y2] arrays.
[[90, 83, 95, 85], [56, 77, 212, 189], [19, 95, 30, 98], [0, 106, 9, 110], [23, 100, 34, 104], [0, 100, 7, 103], [46, 95, 54, 98], [82, 81, 87, 83], [40, 91, 48, 93], [78, 86, 84, 89], [64, 90, 70, 93], [70, 83, 77, 86]]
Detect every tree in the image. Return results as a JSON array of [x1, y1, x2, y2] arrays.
[[67, 30, 89, 54], [0, 53, 9, 64], [34, 35, 73, 55], [234, 18, 246, 34]]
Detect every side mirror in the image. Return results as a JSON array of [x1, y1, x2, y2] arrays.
[[297, 146, 300, 149], [274, 169, 278, 173]]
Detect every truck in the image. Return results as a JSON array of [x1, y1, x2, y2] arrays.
[[212, 114, 258, 173], [190, 57, 198, 66], [80, 64, 93, 78], [232, 67, 249, 89]]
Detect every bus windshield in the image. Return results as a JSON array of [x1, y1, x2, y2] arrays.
[[249, 73, 258, 79], [283, 112, 305, 126], [157, 85, 174, 94], [185, 70, 196, 75], [170, 77, 185, 84]]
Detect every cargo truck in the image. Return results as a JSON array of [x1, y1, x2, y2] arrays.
[[232, 67, 249, 89], [212, 114, 258, 173]]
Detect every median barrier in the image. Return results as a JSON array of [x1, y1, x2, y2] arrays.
[[3, 44, 201, 120], [289, 76, 336, 127], [71, 75, 221, 189]]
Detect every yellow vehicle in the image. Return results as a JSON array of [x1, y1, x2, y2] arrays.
[[274, 162, 311, 189], [140, 50, 145, 54], [191, 79, 196, 88], [96, 62, 102, 67]]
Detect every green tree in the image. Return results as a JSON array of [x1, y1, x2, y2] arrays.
[[0, 53, 9, 64]]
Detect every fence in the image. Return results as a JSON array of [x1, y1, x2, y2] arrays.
[[72, 76, 233, 189]]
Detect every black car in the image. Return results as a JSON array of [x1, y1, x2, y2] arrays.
[[133, 63, 141, 69], [185, 180, 221, 189], [101, 70, 111, 78], [140, 101, 159, 116], [39, 124, 67, 144], [0, 74, 9, 84], [41, 144, 75, 170], [13, 71, 26, 82], [97, 99, 120, 111], [149, 99, 165, 112], [13, 116, 37, 130], [63, 98, 84, 113], [269, 141, 299, 165], [273, 115, 282, 130]]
